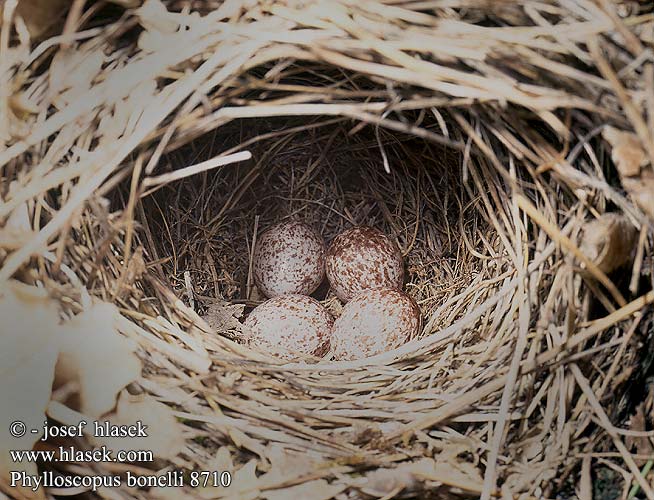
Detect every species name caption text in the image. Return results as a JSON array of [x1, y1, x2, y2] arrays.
[[8, 420, 232, 492]]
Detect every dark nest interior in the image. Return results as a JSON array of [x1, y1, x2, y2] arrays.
[[136, 113, 481, 330]]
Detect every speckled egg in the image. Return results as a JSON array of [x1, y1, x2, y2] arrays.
[[326, 226, 403, 302], [244, 294, 333, 360], [253, 220, 325, 298], [330, 288, 420, 361]]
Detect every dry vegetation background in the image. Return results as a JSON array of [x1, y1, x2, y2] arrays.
[[1, 0, 654, 499]]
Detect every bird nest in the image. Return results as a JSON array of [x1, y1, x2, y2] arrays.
[[2, 1, 654, 499]]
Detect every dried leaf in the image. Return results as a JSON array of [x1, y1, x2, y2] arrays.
[[222, 459, 260, 500], [91, 391, 185, 461], [603, 126, 654, 220], [201, 302, 245, 333], [210, 446, 235, 472], [9, 92, 40, 116], [603, 126, 649, 177], [639, 21, 654, 45], [424, 458, 484, 492], [136, 0, 181, 34], [49, 50, 105, 108], [580, 213, 637, 274], [0, 198, 32, 250], [0, 283, 61, 500], [623, 172, 654, 221], [359, 457, 483, 496], [360, 463, 418, 496], [16, 0, 71, 39], [256, 444, 321, 488], [98, 79, 157, 142], [523, 439, 543, 461], [56, 302, 141, 418]]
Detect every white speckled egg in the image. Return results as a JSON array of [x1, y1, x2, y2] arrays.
[[253, 220, 325, 298], [244, 294, 333, 360], [331, 288, 420, 360], [326, 226, 403, 302]]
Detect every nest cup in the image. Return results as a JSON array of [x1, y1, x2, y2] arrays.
[[143, 115, 476, 340], [3, 1, 654, 498]]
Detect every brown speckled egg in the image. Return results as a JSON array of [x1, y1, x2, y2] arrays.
[[326, 226, 403, 302], [331, 288, 420, 360], [244, 294, 333, 360], [253, 220, 325, 298]]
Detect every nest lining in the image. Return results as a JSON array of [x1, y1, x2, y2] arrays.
[[139, 115, 491, 341]]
